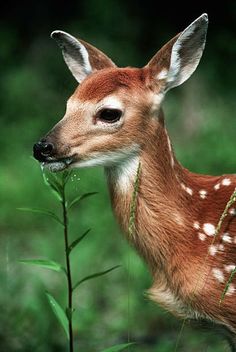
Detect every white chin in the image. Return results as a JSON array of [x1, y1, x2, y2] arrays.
[[42, 161, 68, 172]]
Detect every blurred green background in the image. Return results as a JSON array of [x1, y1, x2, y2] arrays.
[[1, 1, 236, 351]]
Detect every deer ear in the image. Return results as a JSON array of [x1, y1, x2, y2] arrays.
[[51, 31, 116, 83], [146, 14, 208, 92]]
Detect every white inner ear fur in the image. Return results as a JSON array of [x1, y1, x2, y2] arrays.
[[165, 14, 208, 91], [156, 69, 168, 80], [51, 30, 92, 83]]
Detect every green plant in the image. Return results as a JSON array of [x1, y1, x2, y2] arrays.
[[219, 187, 236, 304], [19, 169, 134, 352]]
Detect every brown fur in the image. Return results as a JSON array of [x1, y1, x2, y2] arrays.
[[74, 67, 149, 102], [107, 119, 236, 333], [46, 64, 236, 344], [43, 17, 236, 347]]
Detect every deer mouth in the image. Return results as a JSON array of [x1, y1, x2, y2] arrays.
[[41, 156, 75, 172]]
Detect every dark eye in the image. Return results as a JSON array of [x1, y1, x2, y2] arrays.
[[98, 108, 122, 123]]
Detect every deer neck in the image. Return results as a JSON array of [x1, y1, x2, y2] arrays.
[[105, 115, 194, 273]]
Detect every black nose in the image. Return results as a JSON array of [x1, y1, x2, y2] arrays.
[[33, 140, 54, 161]]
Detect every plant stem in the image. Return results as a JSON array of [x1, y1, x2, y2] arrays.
[[62, 184, 74, 352]]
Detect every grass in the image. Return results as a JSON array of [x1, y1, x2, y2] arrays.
[[18, 169, 133, 352]]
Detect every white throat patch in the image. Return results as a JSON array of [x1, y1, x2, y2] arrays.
[[106, 152, 140, 194]]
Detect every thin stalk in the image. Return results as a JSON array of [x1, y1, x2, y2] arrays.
[[62, 184, 74, 352], [127, 162, 141, 349]]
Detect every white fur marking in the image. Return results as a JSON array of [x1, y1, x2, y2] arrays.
[[222, 178, 231, 186], [198, 232, 206, 241], [97, 96, 124, 111], [73, 143, 139, 169], [218, 244, 224, 251], [224, 264, 236, 273], [226, 284, 235, 296], [186, 187, 193, 195], [229, 208, 236, 216], [212, 268, 225, 283], [181, 183, 193, 196], [166, 15, 207, 90], [112, 156, 140, 194], [222, 233, 232, 243], [193, 221, 200, 230], [203, 223, 215, 236], [156, 69, 168, 80], [52, 31, 92, 83], [209, 245, 217, 256], [67, 95, 124, 117], [152, 93, 165, 113], [214, 183, 220, 190], [148, 283, 187, 317], [166, 133, 174, 167], [199, 189, 207, 199]]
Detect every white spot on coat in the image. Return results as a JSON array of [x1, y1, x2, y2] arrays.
[[218, 244, 224, 251], [186, 187, 193, 195], [224, 264, 236, 273], [181, 183, 193, 195], [209, 245, 218, 256], [193, 221, 200, 230], [226, 284, 235, 296], [222, 178, 231, 186], [214, 183, 220, 190], [199, 190, 207, 199], [212, 268, 225, 283], [229, 208, 236, 216], [203, 223, 215, 236], [222, 233, 232, 243], [198, 232, 206, 241]]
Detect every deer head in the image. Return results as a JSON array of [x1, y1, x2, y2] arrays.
[[33, 14, 208, 172]]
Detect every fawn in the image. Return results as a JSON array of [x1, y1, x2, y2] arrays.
[[33, 14, 236, 350]]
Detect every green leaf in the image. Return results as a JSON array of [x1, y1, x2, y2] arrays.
[[62, 170, 72, 185], [42, 172, 63, 201], [45, 292, 69, 340], [17, 207, 63, 225], [73, 265, 120, 291], [101, 343, 135, 352], [68, 229, 91, 254], [19, 259, 66, 274], [68, 192, 98, 209]]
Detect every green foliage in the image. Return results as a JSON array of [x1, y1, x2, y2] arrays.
[[18, 207, 63, 225], [67, 229, 91, 254], [45, 292, 69, 340], [101, 343, 135, 352], [73, 265, 120, 291], [19, 170, 130, 351], [19, 259, 66, 273], [128, 162, 141, 237], [68, 192, 98, 209]]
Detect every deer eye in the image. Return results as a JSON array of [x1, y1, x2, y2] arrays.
[[98, 108, 122, 123]]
